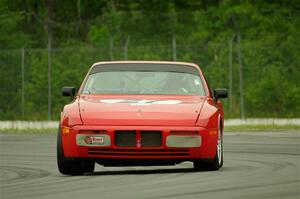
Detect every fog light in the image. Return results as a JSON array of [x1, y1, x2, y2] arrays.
[[76, 134, 111, 147], [166, 135, 201, 147]]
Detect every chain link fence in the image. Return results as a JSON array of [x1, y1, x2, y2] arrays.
[[0, 41, 299, 120]]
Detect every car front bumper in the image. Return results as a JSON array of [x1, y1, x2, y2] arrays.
[[61, 125, 218, 160]]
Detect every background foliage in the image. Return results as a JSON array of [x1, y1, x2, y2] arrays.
[[0, 0, 299, 120]]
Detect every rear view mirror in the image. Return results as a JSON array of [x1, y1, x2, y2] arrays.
[[213, 88, 228, 103], [62, 87, 76, 97]]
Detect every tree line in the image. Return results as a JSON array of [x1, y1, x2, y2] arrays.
[[0, 0, 299, 119]]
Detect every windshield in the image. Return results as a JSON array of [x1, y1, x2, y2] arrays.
[[82, 71, 205, 95]]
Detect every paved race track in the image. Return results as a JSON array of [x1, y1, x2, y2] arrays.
[[0, 131, 299, 199]]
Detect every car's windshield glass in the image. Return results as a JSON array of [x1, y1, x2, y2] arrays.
[[82, 71, 205, 95], [82, 71, 205, 96]]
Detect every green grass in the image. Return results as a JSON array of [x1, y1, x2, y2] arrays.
[[225, 125, 300, 132], [0, 128, 57, 134], [0, 125, 299, 134]]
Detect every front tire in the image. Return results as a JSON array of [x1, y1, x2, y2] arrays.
[[57, 127, 95, 175], [193, 124, 223, 171]]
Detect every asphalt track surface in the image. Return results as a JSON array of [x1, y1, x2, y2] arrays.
[[0, 131, 299, 199]]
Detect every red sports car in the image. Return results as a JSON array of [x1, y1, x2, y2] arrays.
[[57, 61, 227, 175]]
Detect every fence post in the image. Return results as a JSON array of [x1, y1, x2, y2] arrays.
[[48, 36, 52, 121], [232, 13, 245, 119], [46, 0, 53, 121], [124, 35, 130, 60], [109, 35, 114, 60], [228, 35, 235, 111], [21, 48, 25, 117], [237, 33, 245, 119], [172, 36, 177, 61]]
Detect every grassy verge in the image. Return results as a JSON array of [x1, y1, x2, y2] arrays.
[[225, 125, 300, 132], [0, 125, 299, 134], [0, 128, 57, 134]]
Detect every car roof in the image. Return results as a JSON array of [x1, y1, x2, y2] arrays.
[[92, 61, 200, 69]]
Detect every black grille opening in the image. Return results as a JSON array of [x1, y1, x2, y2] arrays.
[[141, 131, 162, 147], [115, 131, 136, 147]]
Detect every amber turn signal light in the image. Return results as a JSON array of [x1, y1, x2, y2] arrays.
[[62, 127, 70, 134]]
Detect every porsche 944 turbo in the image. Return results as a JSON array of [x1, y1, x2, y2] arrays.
[[57, 61, 227, 175]]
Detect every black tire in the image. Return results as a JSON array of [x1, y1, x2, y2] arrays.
[[193, 124, 223, 171], [57, 127, 95, 175]]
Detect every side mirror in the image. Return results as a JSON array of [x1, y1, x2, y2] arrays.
[[213, 88, 228, 103], [62, 87, 76, 97]]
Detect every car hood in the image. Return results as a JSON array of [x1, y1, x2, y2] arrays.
[[78, 95, 206, 126]]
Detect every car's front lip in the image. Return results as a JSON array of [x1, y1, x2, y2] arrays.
[[61, 125, 218, 160]]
